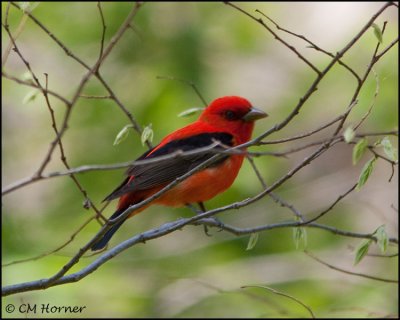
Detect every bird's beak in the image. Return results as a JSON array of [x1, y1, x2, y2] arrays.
[[242, 107, 268, 122]]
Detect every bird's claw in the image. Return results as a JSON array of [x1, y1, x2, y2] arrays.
[[202, 217, 223, 236]]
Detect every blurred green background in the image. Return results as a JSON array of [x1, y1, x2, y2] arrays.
[[2, 2, 398, 318]]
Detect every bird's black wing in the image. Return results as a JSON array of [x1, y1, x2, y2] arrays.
[[103, 132, 234, 201]]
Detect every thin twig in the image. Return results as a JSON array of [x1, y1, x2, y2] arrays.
[[97, 2, 106, 64], [246, 155, 305, 221], [260, 100, 358, 147], [305, 251, 398, 283], [353, 69, 379, 132], [242, 285, 315, 318], [2, 216, 96, 267], [303, 183, 358, 225], [79, 94, 112, 99], [375, 37, 399, 60], [4, 1, 11, 28], [2, 6, 29, 67], [156, 75, 208, 107]]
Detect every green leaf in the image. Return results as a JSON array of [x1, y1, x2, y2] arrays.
[[246, 233, 259, 251], [113, 124, 133, 146], [380, 137, 398, 162], [374, 225, 388, 253], [292, 226, 307, 250], [343, 126, 355, 143], [356, 157, 377, 191], [177, 107, 205, 118], [21, 71, 35, 84], [371, 23, 383, 44], [18, 2, 30, 11], [22, 90, 38, 104], [352, 138, 368, 165], [18, 2, 40, 13], [141, 124, 153, 146], [354, 239, 372, 265]]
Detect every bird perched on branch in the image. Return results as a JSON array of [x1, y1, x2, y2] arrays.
[[91, 96, 267, 250]]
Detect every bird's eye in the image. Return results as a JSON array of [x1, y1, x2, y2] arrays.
[[224, 110, 237, 120]]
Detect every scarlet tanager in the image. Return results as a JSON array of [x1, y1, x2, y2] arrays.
[[91, 96, 267, 250]]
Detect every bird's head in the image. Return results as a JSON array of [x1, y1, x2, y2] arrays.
[[199, 96, 268, 142]]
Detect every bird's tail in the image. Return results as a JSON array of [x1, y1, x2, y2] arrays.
[[91, 209, 127, 251]]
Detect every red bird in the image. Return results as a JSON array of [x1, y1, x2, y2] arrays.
[[91, 96, 267, 250]]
